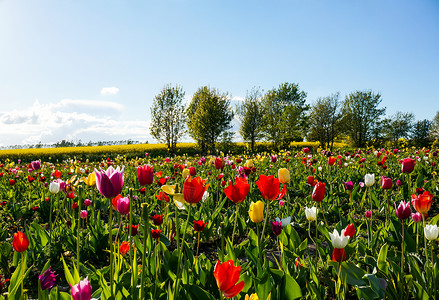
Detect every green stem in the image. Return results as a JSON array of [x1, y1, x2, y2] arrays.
[[21, 252, 24, 299], [401, 220, 405, 280], [109, 201, 114, 298], [320, 202, 328, 227], [77, 203, 81, 273], [231, 204, 239, 246], [140, 200, 149, 300], [129, 189, 135, 297], [422, 214, 428, 262], [260, 201, 270, 242], [178, 204, 192, 275]]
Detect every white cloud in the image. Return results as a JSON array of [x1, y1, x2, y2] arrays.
[[231, 96, 245, 102], [0, 99, 151, 146], [100, 87, 120, 95]]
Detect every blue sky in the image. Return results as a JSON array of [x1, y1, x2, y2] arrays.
[[0, 0, 438, 146]]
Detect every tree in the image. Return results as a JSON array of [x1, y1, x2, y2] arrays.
[[341, 90, 386, 147], [261, 82, 308, 149], [411, 119, 432, 147], [150, 84, 186, 154], [430, 110, 439, 140], [237, 87, 264, 152], [186, 86, 234, 154], [307, 92, 343, 150], [381, 111, 415, 141]]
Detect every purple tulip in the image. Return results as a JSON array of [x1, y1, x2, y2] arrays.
[[394, 201, 411, 220], [71, 277, 92, 300], [39, 267, 57, 290], [271, 220, 282, 236], [344, 181, 354, 191], [94, 166, 124, 199], [117, 196, 130, 215], [31, 160, 41, 170], [270, 155, 277, 163]]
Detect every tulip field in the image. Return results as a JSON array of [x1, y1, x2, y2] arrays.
[[0, 147, 438, 299]]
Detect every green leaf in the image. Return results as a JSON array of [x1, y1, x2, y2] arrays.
[[183, 284, 216, 300], [341, 262, 366, 286], [281, 273, 302, 299], [377, 244, 389, 275], [257, 273, 273, 300], [60, 255, 76, 286]]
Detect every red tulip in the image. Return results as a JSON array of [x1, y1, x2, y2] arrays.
[[328, 157, 336, 166], [137, 165, 154, 186], [156, 191, 170, 202], [411, 191, 433, 214], [194, 220, 207, 232], [151, 229, 161, 239], [183, 176, 209, 204], [152, 214, 163, 226], [9, 179, 15, 186], [307, 175, 317, 186], [344, 224, 355, 238], [13, 232, 29, 253], [215, 157, 223, 170], [256, 175, 282, 201], [224, 177, 250, 204], [332, 248, 347, 262], [380, 176, 393, 189], [213, 260, 245, 298], [312, 182, 325, 202], [401, 157, 415, 174]]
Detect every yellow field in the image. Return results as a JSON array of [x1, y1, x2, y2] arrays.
[[0, 141, 348, 161]]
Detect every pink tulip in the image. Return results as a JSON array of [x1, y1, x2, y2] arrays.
[[94, 166, 124, 199]]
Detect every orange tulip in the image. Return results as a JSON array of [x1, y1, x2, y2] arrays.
[[411, 190, 433, 214], [13, 232, 29, 253], [214, 259, 245, 298], [119, 241, 130, 256], [183, 176, 209, 204]]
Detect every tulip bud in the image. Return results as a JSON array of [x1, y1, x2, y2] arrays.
[[365, 210, 372, 218], [424, 224, 439, 241], [344, 181, 354, 191], [380, 176, 393, 189], [278, 168, 290, 184], [249, 201, 264, 223], [412, 212, 422, 222], [364, 174, 375, 187], [49, 181, 60, 194]]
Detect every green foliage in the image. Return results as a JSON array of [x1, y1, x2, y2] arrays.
[[186, 86, 234, 154], [261, 82, 309, 149], [307, 92, 343, 150], [150, 84, 186, 154], [341, 90, 386, 147], [411, 119, 432, 147], [237, 87, 264, 152]]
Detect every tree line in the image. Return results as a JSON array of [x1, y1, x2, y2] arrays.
[[151, 83, 439, 153]]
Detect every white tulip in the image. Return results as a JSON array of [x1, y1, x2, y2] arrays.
[[305, 206, 318, 221], [424, 224, 439, 241], [49, 181, 60, 194], [275, 216, 291, 227], [364, 173, 375, 187], [329, 229, 350, 249]]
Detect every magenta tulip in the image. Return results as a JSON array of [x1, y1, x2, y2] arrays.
[[71, 277, 92, 300], [94, 166, 124, 199]]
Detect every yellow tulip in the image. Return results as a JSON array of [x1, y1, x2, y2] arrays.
[[278, 168, 290, 184], [82, 172, 96, 187], [244, 159, 254, 168], [245, 294, 259, 300], [161, 185, 177, 195], [249, 201, 264, 223], [182, 168, 190, 178]]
